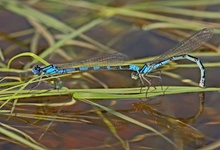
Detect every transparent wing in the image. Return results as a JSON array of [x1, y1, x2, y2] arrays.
[[152, 27, 213, 64], [56, 52, 128, 68]]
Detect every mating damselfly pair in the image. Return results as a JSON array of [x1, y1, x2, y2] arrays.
[[32, 27, 213, 88]]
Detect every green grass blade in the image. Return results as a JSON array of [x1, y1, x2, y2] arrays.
[[0, 122, 46, 150], [79, 98, 178, 148]]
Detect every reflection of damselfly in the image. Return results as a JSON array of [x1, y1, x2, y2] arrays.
[[132, 93, 205, 147], [32, 28, 213, 87]]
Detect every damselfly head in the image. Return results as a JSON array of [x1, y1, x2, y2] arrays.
[[146, 62, 153, 66], [131, 71, 139, 80], [32, 65, 41, 75]]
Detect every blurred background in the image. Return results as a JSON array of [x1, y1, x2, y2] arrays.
[[0, 0, 220, 149]]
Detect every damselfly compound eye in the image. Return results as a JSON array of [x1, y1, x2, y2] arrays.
[[131, 72, 139, 80]]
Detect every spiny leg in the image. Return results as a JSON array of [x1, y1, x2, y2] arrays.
[[142, 72, 169, 97], [145, 71, 166, 95], [30, 73, 44, 91], [47, 77, 63, 90], [139, 74, 152, 96], [138, 74, 147, 93]]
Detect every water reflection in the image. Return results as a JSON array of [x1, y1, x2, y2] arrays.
[[132, 93, 205, 148], [0, 93, 206, 149]]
